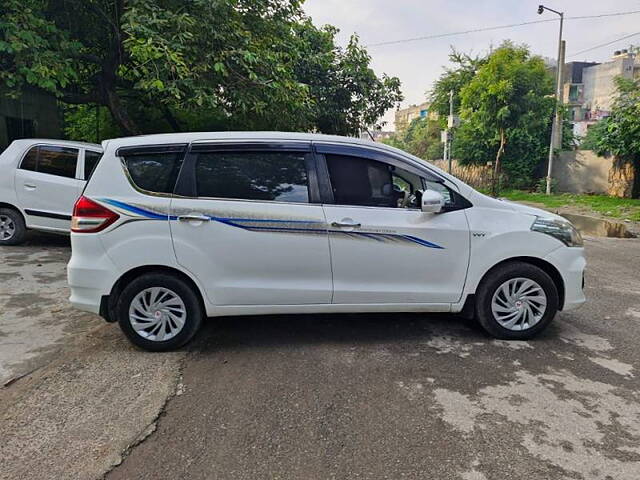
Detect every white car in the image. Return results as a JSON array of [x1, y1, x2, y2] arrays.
[[0, 139, 102, 245], [67, 132, 586, 351]]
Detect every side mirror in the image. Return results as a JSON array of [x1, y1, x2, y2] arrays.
[[421, 190, 444, 213]]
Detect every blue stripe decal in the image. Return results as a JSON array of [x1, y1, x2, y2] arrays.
[[99, 199, 444, 249]]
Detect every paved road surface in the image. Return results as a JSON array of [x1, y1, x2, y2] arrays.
[[2, 236, 640, 480]]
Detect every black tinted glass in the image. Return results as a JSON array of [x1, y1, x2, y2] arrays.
[[196, 151, 309, 203], [84, 150, 102, 180], [122, 152, 184, 194], [37, 146, 78, 178], [20, 147, 38, 171], [326, 154, 395, 207]]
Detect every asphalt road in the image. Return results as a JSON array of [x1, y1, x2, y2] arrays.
[[2, 234, 640, 480]]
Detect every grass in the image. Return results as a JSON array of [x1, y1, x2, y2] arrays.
[[496, 190, 640, 222]]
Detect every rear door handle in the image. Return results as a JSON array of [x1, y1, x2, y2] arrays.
[[177, 214, 210, 222], [331, 221, 361, 228], [24, 183, 36, 189]]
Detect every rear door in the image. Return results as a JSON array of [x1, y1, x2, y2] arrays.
[[316, 143, 471, 305], [14, 144, 84, 231], [170, 142, 332, 306]]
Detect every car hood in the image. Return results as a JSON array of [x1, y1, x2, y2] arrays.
[[497, 198, 566, 222]]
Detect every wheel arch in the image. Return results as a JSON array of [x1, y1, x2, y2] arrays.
[[0, 202, 25, 218], [475, 256, 565, 310], [103, 264, 207, 322]]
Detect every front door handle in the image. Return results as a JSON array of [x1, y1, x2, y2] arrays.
[[177, 214, 210, 222], [24, 183, 36, 190], [331, 221, 361, 228]]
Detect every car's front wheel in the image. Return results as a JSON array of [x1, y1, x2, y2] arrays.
[[116, 273, 203, 351], [475, 262, 559, 340]]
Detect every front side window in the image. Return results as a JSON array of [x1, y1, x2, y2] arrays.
[[122, 152, 184, 194], [195, 151, 309, 203], [20, 146, 79, 179], [326, 154, 424, 208]]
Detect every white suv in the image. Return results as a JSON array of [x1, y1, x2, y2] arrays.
[[67, 132, 586, 351], [0, 139, 102, 245]]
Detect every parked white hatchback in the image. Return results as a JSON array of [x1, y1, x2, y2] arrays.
[[67, 132, 585, 351], [0, 139, 102, 245]]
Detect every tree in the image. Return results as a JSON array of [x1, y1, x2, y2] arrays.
[[0, 0, 401, 137], [453, 43, 554, 192], [429, 49, 486, 118], [588, 77, 640, 197], [383, 117, 442, 161]]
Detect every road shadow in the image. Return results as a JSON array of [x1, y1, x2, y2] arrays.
[[189, 312, 490, 353], [20, 231, 70, 248]]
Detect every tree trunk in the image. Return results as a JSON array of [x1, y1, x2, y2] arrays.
[[492, 129, 506, 196], [104, 89, 141, 136]]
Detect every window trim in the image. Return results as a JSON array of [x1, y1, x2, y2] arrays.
[[174, 142, 321, 205], [18, 144, 81, 179]]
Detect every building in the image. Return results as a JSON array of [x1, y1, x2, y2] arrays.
[[394, 102, 436, 132], [561, 50, 640, 138], [0, 88, 62, 152]]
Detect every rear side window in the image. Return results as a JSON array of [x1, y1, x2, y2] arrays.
[[19, 145, 79, 179], [325, 154, 395, 208], [122, 152, 184, 194], [195, 151, 309, 203], [84, 150, 103, 180]]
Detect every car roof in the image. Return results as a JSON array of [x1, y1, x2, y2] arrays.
[[103, 131, 389, 150], [10, 138, 102, 150]]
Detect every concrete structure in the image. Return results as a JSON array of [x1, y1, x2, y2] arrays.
[[359, 130, 394, 142], [561, 51, 640, 138], [0, 88, 62, 152], [394, 102, 436, 132]]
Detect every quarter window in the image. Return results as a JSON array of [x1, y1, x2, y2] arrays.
[[195, 151, 309, 203], [20, 145, 79, 179], [122, 152, 184, 194], [84, 150, 103, 180]]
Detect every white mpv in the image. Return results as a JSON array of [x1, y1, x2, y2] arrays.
[[0, 139, 102, 244], [67, 132, 586, 351]]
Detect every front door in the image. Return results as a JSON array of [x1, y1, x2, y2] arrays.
[[317, 144, 470, 305], [171, 142, 332, 306], [14, 145, 84, 231]]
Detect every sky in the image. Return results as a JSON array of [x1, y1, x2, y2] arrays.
[[303, 0, 640, 130]]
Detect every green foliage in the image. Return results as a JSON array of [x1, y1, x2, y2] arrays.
[[579, 120, 608, 151], [382, 118, 442, 161], [448, 43, 554, 190], [429, 50, 486, 119], [499, 190, 640, 222], [588, 77, 640, 162], [0, 0, 402, 136]]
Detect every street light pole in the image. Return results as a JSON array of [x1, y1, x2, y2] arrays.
[[538, 4, 564, 195]]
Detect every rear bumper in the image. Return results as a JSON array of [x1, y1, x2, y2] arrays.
[[67, 235, 119, 315], [544, 246, 586, 311]]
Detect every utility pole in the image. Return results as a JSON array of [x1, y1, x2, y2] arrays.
[[448, 89, 454, 174], [538, 4, 564, 195]]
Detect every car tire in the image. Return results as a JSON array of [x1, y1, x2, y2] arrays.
[[116, 273, 204, 351], [0, 208, 27, 246], [475, 262, 559, 340]]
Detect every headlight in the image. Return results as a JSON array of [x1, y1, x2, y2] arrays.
[[531, 217, 583, 247]]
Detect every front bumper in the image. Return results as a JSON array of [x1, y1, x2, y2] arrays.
[[544, 246, 586, 311]]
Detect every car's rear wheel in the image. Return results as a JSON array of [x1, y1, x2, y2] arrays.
[[0, 208, 26, 246], [116, 273, 203, 351], [475, 262, 559, 340]]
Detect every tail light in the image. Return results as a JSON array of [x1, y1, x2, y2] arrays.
[[71, 196, 119, 233]]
